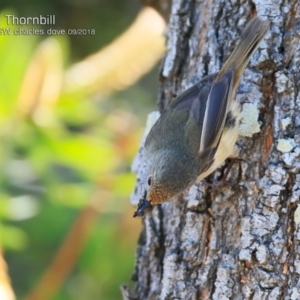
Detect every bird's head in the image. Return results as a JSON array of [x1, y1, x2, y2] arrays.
[[133, 150, 198, 217]]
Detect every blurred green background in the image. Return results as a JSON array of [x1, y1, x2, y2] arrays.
[[0, 1, 165, 299]]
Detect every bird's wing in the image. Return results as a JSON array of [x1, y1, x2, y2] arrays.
[[168, 73, 217, 111], [197, 69, 234, 152], [168, 69, 234, 153], [144, 70, 233, 159], [197, 146, 218, 174], [144, 73, 217, 150]]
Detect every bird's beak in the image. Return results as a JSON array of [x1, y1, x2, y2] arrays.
[[133, 193, 153, 217]]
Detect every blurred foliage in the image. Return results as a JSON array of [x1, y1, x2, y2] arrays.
[[0, 2, 164, 300]]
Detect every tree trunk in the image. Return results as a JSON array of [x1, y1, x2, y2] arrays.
[[123, 1, 300, 299]]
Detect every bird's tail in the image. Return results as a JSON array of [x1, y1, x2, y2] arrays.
[[218, 16, 269, 88]]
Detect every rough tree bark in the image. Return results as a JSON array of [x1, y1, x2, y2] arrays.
[[122, 0, 300, 299]]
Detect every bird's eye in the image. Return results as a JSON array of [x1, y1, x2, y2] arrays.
[[147, 176, 152, 186]]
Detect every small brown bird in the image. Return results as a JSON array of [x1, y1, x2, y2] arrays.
[[134, 16, 269, 217]]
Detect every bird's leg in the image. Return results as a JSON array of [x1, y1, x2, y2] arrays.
[[204, 156, 243, 188]]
